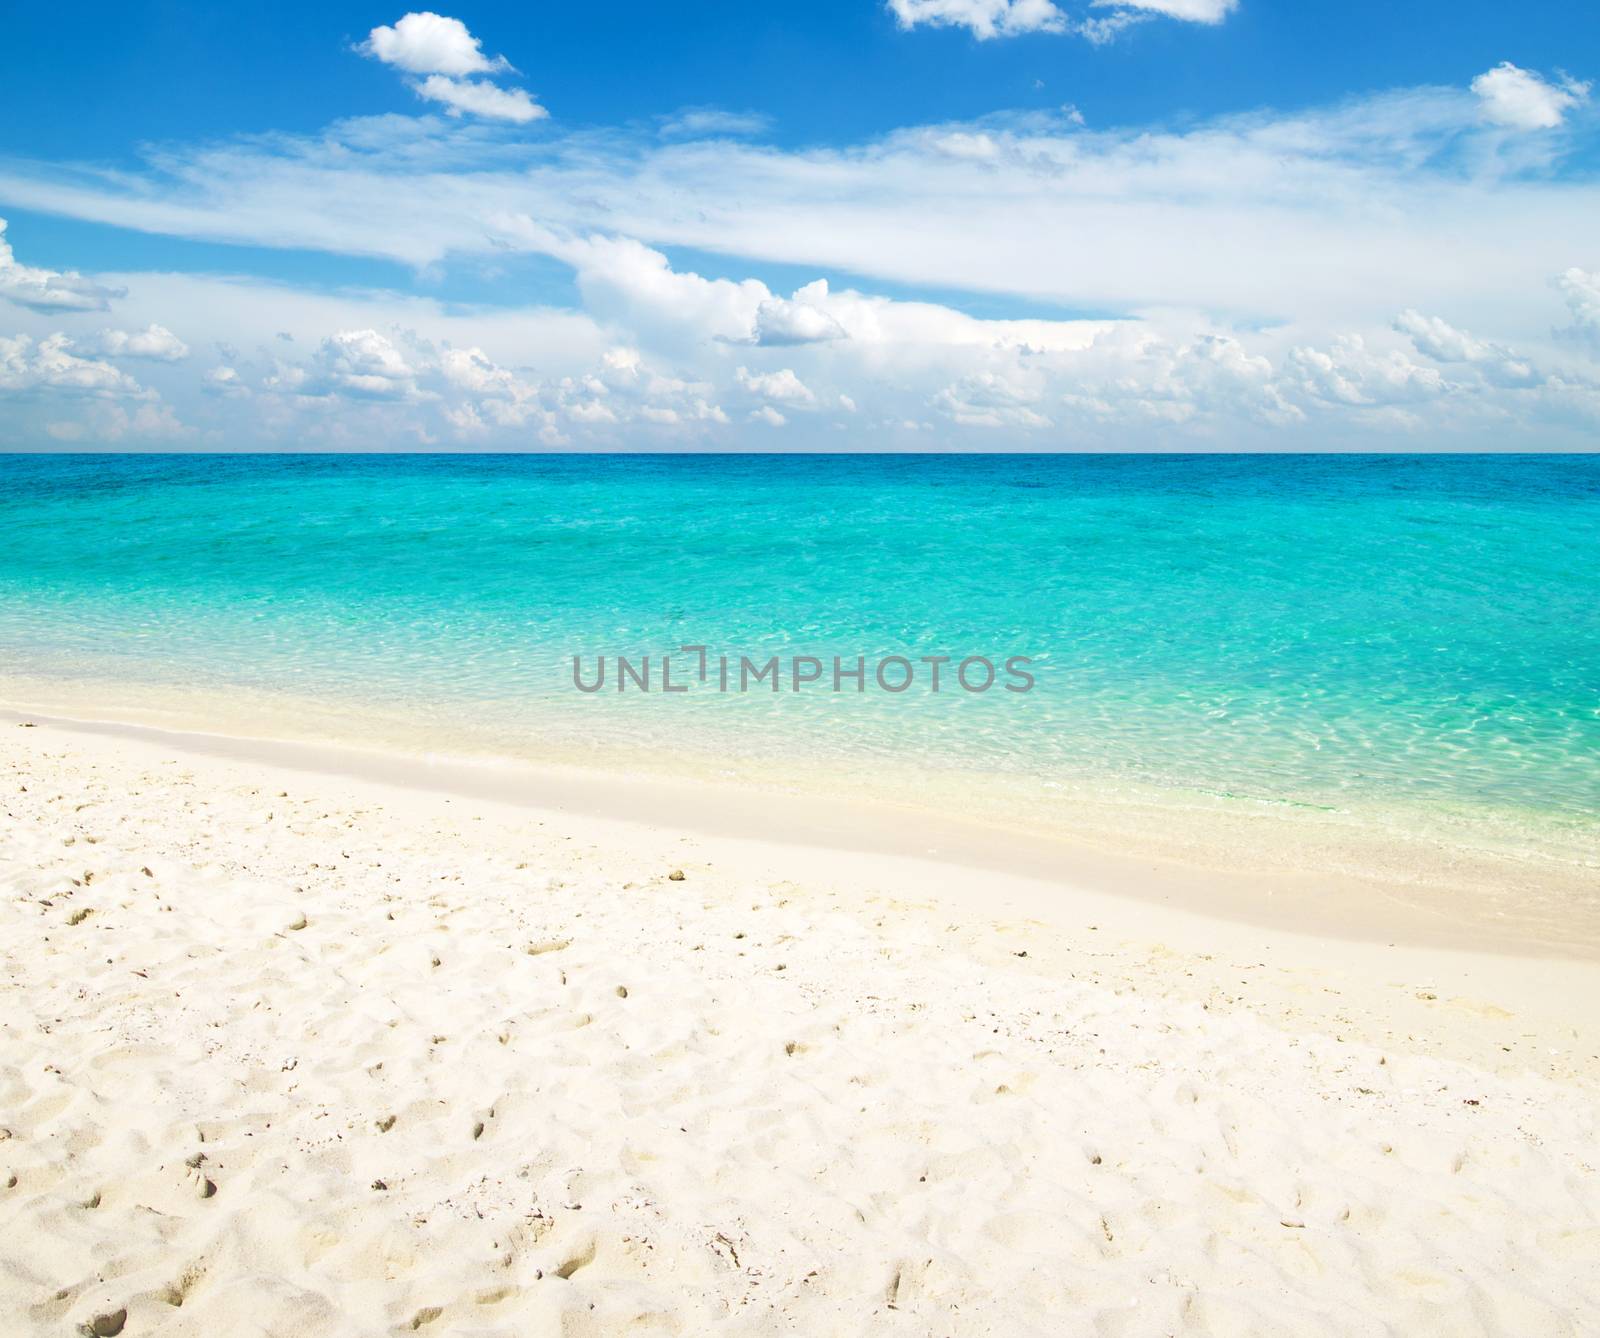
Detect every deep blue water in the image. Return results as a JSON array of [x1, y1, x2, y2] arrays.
[[1, 453, 1597, 830]]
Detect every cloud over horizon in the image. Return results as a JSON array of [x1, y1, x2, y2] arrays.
[[1, 30, 1598, 451]]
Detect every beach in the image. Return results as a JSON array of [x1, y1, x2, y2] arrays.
[[3, 453, 1599, 1334], [6, 0, 1600, 1326], [4, 715, 1599, 1336]]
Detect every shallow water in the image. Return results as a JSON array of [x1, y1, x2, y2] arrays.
[[2, 453, 1597, 864]]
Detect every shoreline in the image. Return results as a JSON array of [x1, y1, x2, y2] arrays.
[[6, 709, 1600, 1085], [5, 711, 1600, 1333], [4, 695, 1599, 964]]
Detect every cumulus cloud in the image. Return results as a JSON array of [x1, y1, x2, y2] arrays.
[[6, 59, 1600, 447], [890, 0, 1234, 39], [439, 345, 552, 429], [203, 366, 250, 398], [736, 366, 816, 404], [888, 0, 1067, 39], [8, 254, 1595, 448], [753, 283, 848, 345], [361, 12, 509, 76], [416, 76, 545, 123], [496, 227, 1112, 356], [45, 401, 184, 443], [527, 232, 770, 343], [362, 12, 545, 123], [93, 324, 190, 362], [1288, 335, 1447, 408], [935, 370, 1052, 428], [0, 333, 145, 395], [1471, 62, 1590, 131], [1394, 310, 1539, 387], [433, 339, 731, 442], [281, 329, 424, 401], [1556, 268, 1600, 345], [0, 218, 121, 312]]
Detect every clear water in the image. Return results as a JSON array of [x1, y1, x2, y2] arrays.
[[1, 454, 1597, 842]]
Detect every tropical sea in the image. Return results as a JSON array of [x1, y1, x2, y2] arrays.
[[2, 453, 1597, 935]]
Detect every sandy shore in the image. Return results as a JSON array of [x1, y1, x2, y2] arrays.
[[3, 718, 1599, 1335]]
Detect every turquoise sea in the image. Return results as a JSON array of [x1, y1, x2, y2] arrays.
[[2, 453, 1597, 882]]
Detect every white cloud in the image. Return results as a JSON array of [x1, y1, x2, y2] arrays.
[[753, 283, 848, 345], [203, 366, 250, 398], [304, 329, 422, 400], [887, 0, 1067, 40], [441, 345, 522, 395], [361, 12, 509, 76], [935, 370, 1052, 428], [44, 401, 185, 443], [6, 64, 1600, 447], [0, 218, 120, 312], [1394, 309, 1539, 387], [737, 366, 816, 404], [891, 0, 1234, 39], [0, 332, 146, 395], [1471, 62, 1590, 131], [416, 75, 546, 123], [660, 108, 771, 139], [532, 232, 769, 343], [94, 323, 190, 362], [1393, 309, 1497, 364], [439, 345, 551, 430], [1094, 0, 1235, 22], [1288, 335, 1447, 408], [12, 74, 1592, 342], [362, 13, 544, 123], [6, 256, 1594, 448], [1556, 268, 1600, 344]]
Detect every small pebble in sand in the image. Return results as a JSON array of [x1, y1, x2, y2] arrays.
[[668, 869, 686, 881]]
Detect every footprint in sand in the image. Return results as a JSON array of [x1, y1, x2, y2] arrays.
[[186, 1153, 217, 1198]]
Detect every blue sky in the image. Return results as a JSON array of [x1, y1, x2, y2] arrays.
[[1, 2, 1597, 449]]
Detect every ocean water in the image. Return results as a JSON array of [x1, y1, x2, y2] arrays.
[[2, 453, 1598, 873]]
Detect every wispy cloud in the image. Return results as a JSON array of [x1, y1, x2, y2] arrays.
[[659, 108, 773, 140], [1, 80, 1590, 329], [2, 60, 1598, 449]]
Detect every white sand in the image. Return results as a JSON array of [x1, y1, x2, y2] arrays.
[[3, 720, 1599, 1336]]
